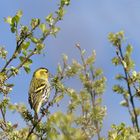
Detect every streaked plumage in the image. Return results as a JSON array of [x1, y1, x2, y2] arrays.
[[28, 68, 50, 118]]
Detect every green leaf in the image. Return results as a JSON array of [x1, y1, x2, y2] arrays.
[[65, 63, 80, 77], [132, 71, 137, 78], [62, 54, 68, 62], [135, 108, 140, 116], [56, 7, 65, 20], [94, 68, 103, 77], [11, 10, 22, 25], [12, 15, 20, 24], [0, 47, 8, 59], [23, 59, 32, 73], [46, 13, 54, 25], [24, 59, 33, 66], [4, 10, 22, 34], [22, 50, 27, 56], [31, 18, 40, 29], [80, 90, 90, 101], [81, 49, 86, 55], [113, 85, 125, 94], [39, 23, 47, 33], [11, 66, 19, 76], [72, 60, 82, 70], [16, 10, 23, 18], [61, 0, 70, 6], [30, 37, 39, 44], [8, 104, 17, 111], [57, 63, 62, 73], [122, 60, 127, 68], [120, 100, 128, 107], [11, 26, 16, 33], [51, 26, 60, 37], [0, 72, 7, 83], [54, 94, 64, 103], [23, 66, 31, 74], [19, 56, 25, 62], [0, 98, 10, 109], [85, 51, 96, 65], [124, 53, 135, 71], [126, 44, 133, 55], [4, 16, 12, 24], [19, 56, 32, 73], [79, 73, 86, 82], [92, 77, 106, 94], [108, 31, 124, 47], [21, 41, 30, 50], [20, 26, 29, 37], [115, 74, 124, 81], [112, 57, 120, 66], [36, 43, 45, 53]]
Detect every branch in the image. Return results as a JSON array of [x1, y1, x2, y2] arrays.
[[0, 108, 6, 128], [1, 25, 37, 73], [116, 45, 139, 132], [26, 88, 58, 140], [76, 44, 88, 79], [76, 44, 101, 140], [7, 48, 36, 79]]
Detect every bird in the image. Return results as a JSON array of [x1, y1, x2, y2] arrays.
[[28, 68, 50, 119]]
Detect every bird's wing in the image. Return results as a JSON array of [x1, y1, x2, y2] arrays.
[[29, 78, 47, 110]]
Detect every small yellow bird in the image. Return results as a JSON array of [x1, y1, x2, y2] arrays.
[[28, 68, 50, 118]]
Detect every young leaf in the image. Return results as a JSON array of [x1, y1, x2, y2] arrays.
[[120, 100, 128, 107], [16, 10, 23, 18], [0, 47, 8, 59], [36, 43, 45, 53], [30, 37, 39, 44], [51, 26, 60, 37], [21, 41, 30, 50], [112, 57, 120, 66], [4, 16, 12, 24], [46, 13, 54, 25], [85, 51, 96, 65], [39, 23, 47, 33], [31, 18, 40, 29], [113, 85, 125, 94], [126, 44, 133, 55], [54, 94, 64, 103]]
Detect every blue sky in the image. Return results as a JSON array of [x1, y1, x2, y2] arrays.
[[1, 0, 140, 138]]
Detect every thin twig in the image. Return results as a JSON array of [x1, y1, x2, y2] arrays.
[[76, 44, 101, 140], [26, 88, 58, 140], [1, 110, 5, 123], [117, 45, 139, 132], [1, 24, 38, 73], [0, 122, 5, 131], [0, 109, 6, 126], [7, 48, 36, 79]]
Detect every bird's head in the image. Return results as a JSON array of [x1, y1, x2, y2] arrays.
[[33, 68, 49, 80]]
